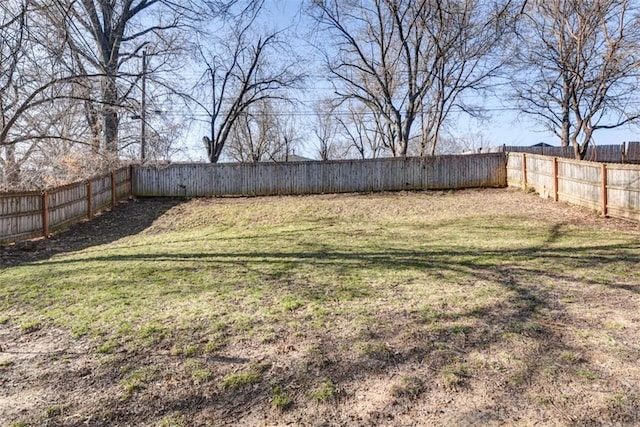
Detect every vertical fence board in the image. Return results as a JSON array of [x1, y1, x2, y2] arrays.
[[506, 153, 524, 188]]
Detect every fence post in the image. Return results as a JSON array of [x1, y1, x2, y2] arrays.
[[87, 181, 93, 219], [522, 153, 527, 190], [601, 163, 608, 217], [111, 171, 117, 207], [129, 164, 134, 197], [552, 157, 559, 202], [42, 191, 49, 238]]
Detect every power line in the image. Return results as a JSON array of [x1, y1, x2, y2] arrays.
[[51, 0, 102, 68]]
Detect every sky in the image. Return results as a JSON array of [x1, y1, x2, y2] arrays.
[[182, 0, 640, 161]]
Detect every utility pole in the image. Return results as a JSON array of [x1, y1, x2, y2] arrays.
[[141, 50, 147, 162]]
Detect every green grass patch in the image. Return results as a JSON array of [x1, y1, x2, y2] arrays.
[[120, 366, 160, 400], [311, 378, 336, 401], [270, 384, 293, 411], [2, 193, 634, 353], [221, 370, 261, 391]]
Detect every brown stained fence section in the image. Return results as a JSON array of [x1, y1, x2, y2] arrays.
[[507, 153, 640, 222], [0, 166, 132, 244], [133, 154, 507, 198]]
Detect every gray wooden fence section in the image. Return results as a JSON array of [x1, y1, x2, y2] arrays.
[[0, 191, 42, 244], [493, 142, 640, 163], [626, 142, 640, 163], [507, 153, 640, 222], [0, 167, 132, 244], [133, 154, 507, 197]]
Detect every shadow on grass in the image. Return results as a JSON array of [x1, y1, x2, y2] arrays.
[[6, 214, 639, 425], [0, 198, 184, 268], [34, 241, 640, 295], [67, 226, 639, 425]]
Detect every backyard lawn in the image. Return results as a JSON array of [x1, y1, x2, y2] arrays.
[[1, 188, 639, 426]]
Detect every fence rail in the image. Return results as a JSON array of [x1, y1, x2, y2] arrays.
[[132, 154, 507, 197], [0, 167, 132, 244], [507, 153, 640, 222]]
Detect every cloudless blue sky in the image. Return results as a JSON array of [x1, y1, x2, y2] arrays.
[[184, 0, 639, 161]]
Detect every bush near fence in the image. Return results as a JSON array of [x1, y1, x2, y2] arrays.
[[0, 167, 132, 244]]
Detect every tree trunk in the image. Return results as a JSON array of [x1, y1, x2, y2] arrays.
[[101, 75, 119, 156], [5, 144, 20, 188], [560, 106, 570, 147]]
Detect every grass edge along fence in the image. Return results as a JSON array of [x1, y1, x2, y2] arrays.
[[0, 166, 133, 244], [507, 152, 640, 222], [133, 153, 507, 197]]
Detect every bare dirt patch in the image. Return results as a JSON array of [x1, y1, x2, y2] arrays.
[[1, 189, 639, 426]]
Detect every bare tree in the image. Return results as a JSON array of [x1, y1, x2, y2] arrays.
[[226, 100, 278, 162], [511, 0, 640, 159], [310, 0, 520, 157], [0, 0, 86, 188], [313, 99, 341, 160], [52, 0, 239, 160], [276, 112, 302, 162], [335, 102, 385, 159], [197, 4, 304, 163], [225, 100, 301, 163]]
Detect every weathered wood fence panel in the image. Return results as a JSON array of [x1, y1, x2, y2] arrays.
[[506, 152, 524, 188], [0, 192, 43, 243], [6, 151, 639, 245], [585, 145, 624, 163], [607, 165, 640, 222], [542, 146, 574, 158], [526, 156, 555, 198], [557, 160, 603, 212], [133, 154, 507, 197], [507, 153, 640, 222], [49, 182, 88, 230], [499, 143, 637, 163], [0, 167, 132, 244], [626, 142, 640, 164]]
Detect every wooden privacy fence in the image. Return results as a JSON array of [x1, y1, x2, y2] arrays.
[[8, 151, 639, 245], [0, 167, 132, 244], [491, 141, 640, 163], [507, 153, 640, 222], [133, 154, 507, 197]]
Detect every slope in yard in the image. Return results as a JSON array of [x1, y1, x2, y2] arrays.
[[1, 189, 639, 426]]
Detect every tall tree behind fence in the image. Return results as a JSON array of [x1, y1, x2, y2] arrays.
[[507, 153, 640, 222], [133, 154, 507, 197], [0, 167, 132, 244]]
